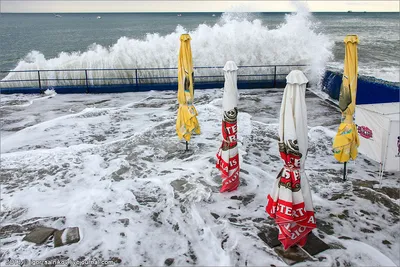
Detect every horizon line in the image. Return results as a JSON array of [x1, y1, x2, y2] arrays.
[[2, 11, 398, 14]]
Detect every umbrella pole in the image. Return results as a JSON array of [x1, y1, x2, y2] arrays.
[[343, 162, 347, 181], [185, 141, 188, 152]]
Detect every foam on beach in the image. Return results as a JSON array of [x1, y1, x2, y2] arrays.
[[1, 90, 399, 266]]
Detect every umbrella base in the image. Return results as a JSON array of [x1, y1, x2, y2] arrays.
[[258, 230, 330, 265], [179, 141, 193, 154], [274, 245, 312, 265]]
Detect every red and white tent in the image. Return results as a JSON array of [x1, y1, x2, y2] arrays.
[[216, 61, 240, 193], [266, 70, 316, 249]]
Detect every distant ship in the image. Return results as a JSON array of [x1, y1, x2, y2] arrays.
[[54, 14, 62, 18], [212, 14, 216, 17], [177, 14, 182, 17], [97, 16, 102, 19]]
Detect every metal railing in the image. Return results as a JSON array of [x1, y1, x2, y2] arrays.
[[0, 64, 309, 93]]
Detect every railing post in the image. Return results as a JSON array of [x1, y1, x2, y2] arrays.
[[273, 66, 277, 88], [85, 69, 89, 93], [135, 69, 138, 87], [37, 70, 42, 90]]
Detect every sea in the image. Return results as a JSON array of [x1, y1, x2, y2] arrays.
[[0, 11, 399, 83]]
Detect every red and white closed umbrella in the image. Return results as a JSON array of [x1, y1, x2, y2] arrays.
[[266, 70, 316, 249], [216, 61, 240, 193]]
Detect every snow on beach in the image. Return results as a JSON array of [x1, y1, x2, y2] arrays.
[[0, 89, 399, 266]]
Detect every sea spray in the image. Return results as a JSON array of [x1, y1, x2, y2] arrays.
[[1, 11, 334, 88]]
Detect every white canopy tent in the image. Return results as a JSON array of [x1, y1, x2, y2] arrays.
[[356, 102, 400, 172]]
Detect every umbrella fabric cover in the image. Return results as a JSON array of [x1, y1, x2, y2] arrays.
[[266, 70, 316, 250], [176, 34, 200, 141], [332, 35, 360, 162], [216, 61, 240, 193]]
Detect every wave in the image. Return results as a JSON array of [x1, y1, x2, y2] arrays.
[[1, 10, 334, 88]]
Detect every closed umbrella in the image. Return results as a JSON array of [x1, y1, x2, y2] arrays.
[[216, 61, 240, 193], [266, 70, 316, 250], [332, 35, 359, 181], [176, 34, 200, 150]]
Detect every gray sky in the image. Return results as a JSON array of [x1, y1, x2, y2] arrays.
[[1, 0, 399, 13]]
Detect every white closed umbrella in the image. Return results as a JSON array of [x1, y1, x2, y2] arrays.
[[216, 61, 240, 193], [266, 70, 316, 250]]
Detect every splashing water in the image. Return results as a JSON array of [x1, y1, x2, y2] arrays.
[[1, 11, 333, 88]]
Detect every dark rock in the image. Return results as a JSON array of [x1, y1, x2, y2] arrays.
[[210, 212, 220, 219], [242, 194, 255, 206], [110, 257, 122, 264], [302, 232, 330, 256], [119, 219, 130, 227], [360, 228, 374, 233], [329, 242, 346, 249], [164, 258, 174, 266], [221, 235, 229, 249], [0, 224, 24, 238], [337, 210, 348, 219], [352, 180, 379, 189], [372, 225, 382, 231], [359, 210, 370, 215], [241, 169, 250, 175], [338, 236, 352, 240], [329, 193, 345, 201], [92, 204, 104, 213], [111, 166, 129, 181], [377, 187, 400, 200], [252, 217, 267, 223], [257, 228, 280, 248], [382, 240, 392, 245], [151, 212, 162, 225], [228, 218, 238, 223], [180, 205, 186, 214], [124, 203, 139, 212], [54, 227, 80, 247], [316, 220, 334, 235], [135, 194, 158, 205], [22, 227, 56, 244]]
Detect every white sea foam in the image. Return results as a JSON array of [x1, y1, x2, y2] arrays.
[[327, 62, 400, 83], [1, 89, 399, 266], [1, 11, 333, 87]]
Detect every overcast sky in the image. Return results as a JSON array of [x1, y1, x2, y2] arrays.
[[1, 0, 399, 13]]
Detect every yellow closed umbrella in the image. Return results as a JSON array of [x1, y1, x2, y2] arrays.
[[332, 35, 359, 180], [176, 34, 200, 150]]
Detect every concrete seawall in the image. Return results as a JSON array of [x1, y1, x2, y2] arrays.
[[321, 70, 399, 105]]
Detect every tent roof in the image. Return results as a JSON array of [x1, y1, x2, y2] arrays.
[[357, 102, 399, 120]]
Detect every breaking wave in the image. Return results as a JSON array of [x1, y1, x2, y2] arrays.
[[1, 10, 334, 88]]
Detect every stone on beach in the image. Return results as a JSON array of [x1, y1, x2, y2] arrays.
[[22, 227, 57, 245], [54, 227, 80, 247]]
